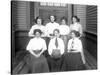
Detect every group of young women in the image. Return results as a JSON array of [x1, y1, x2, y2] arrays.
[[26, 15, 86, 73]]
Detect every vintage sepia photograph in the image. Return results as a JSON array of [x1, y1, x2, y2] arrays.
[[11, 0, 97, 74]]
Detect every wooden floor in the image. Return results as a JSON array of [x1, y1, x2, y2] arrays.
[[84, 50, 97, 70], [12, 49, 97, 74]]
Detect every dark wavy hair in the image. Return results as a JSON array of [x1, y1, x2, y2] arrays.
[[33, 29, 42, 35], [60, 17, 68, 23], [53, 29, 60, 34], [71, 30, 80, 37], [34, 16, 44, 25], [71, 15, 80, 22], [49, 15, 57, 21]]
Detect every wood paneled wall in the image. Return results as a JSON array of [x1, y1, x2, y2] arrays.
[[85, 5, 97, 58], [73, 5, 86, 31], [86, 5, 97, 34], [73, 5, 97, 58], [11, 1, 31, 54], [12, 1, 30, 31]]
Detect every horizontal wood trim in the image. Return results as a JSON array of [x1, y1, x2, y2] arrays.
[[84, 31, 97, 42]]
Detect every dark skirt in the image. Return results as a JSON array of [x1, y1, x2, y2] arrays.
[[62, 52, 84, 71], [47, 55, 64, 72], [26, 53, 49, 73]]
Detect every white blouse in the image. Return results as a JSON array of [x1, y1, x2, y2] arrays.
[[59, 25, 70, 35], [45, 22, 59, 36], [48, 37, 65, 55], [67, 38, 83, 52], [28, 24, 46, 37], [70, 23, 83, 35], [26, 37, 47, 51]]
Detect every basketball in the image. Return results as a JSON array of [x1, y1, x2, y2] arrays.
[[52, 49, 61, 58]]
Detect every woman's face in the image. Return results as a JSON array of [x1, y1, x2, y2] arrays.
[[71, 32, 75, 38], [50, 16, 55, 22], [72, 17, 77, 23], [54, 30, 59, 37], [37, 18, 42, 25], [61, 19, 66, 25], [35, 32, 41, 38]]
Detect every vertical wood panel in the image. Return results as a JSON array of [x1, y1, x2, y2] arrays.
[[11, 1, 16, 59], [74, 5, 86, 31], [30, 2, 35, 27], [68, 4, 72, 25]]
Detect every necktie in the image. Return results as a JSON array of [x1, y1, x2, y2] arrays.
[[55, 38, 58, 48]]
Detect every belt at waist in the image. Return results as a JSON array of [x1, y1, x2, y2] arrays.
[[68, 49, 80, 53], [33, 50, 42, 54]]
